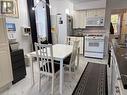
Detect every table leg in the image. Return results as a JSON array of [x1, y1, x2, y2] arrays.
[[60, 59, 64, 95], [28, 55, 35, 85], [77, 48, 80, 69]]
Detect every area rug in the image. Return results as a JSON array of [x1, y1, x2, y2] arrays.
[[72, 62, 108, 95]]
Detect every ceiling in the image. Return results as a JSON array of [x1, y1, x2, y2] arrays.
[[70, 0, 101, 4]]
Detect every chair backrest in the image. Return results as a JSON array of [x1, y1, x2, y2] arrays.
[[66, 37, 76, 45], [35, 43, 55, 75], [69, 40, 79, 65]]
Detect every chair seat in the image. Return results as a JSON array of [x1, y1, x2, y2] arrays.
[[40, 62, 60, 73], [52, 54, 71, 65], [63, 54, 71, 65]]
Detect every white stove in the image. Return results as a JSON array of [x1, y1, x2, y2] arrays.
[[84, 34, 105, 59]]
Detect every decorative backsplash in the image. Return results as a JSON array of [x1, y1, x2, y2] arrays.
[[73, 28, 106, 36]]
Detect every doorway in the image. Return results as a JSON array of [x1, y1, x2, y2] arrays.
[[111, 9, 127, 42], [111, 14, 120, 35]]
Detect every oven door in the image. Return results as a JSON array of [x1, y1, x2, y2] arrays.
[[85, 39, 104, 53]]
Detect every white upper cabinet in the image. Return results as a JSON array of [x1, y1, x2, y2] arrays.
[[86, 9, 105, 17], [73, 11, 86, 28], [73, 9, 105, 28], [96, 9, 105, 17], [86, 9, 96, 17]]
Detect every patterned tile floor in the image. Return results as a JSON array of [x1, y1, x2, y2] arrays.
[[0, 56, 108, 95]]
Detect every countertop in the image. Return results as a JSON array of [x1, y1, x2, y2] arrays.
[[112, 39, 127, 89], [68, 34, 84, 37]]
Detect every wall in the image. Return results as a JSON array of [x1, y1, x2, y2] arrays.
[[121, 12, 127, 34], [50, 0, 73, 16], [49, 0, 73, 44], [73, 0, 106, 10], [111, 0, 127, 10], [106, 0, 127, 34], [104, 0, 127, 57], [6, 0, 31, 54]]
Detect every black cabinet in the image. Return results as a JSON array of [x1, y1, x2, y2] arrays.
[[10, 49, 26, 84]]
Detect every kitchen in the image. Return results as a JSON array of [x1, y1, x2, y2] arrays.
[[0, 0, 127, 95], [51, 1, 107, 58]]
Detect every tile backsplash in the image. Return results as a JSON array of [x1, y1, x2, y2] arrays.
[[73, 28, 106, 36]]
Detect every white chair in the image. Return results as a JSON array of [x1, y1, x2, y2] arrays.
[[35, 43, 60, 95], [64, 40, 79, 75], [66, 37, 75, 45]]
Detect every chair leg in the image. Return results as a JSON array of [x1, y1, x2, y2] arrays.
[[69, 66, 72, 80], [73, 66, 76, 78], [39, 74, 41, 92], [69, 66, 71, 73], [51, 76, 54, 95]]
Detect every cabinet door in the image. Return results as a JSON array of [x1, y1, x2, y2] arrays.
[[0, 47, 13, 88], [86, 10, 94, 17], [96, 9, 105, 17], [73, 11, 79, 28], [0, 18, 13, 88], [78, 11, 86, 28], [86, 9, 105, 17], [111, 54, 122, 95], [113, 80, 122, 95], [73, 11, 86, 28], [111, 54, 117, 95]]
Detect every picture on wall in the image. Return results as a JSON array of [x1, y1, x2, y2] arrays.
[[0, 0, 19, 17]]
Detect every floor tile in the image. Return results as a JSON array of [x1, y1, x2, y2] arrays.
[[0, 56, 107, 95]]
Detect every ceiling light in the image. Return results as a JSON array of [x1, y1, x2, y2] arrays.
[[36, 0, 40, 3], [32, 0, 50, 10], [65, 9, 70, 15], [32, 7, 35, 10], [49, 5, 52, 9]]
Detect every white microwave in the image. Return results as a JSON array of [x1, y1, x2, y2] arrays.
[[86, 17, 105, 26]]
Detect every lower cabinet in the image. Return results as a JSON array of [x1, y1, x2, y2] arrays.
[[10, 49, 26, 84], [110, 47, 123, 95], [67, 36, 84, 54], [0, 18, 13, 89], [0, 48, 13, 88]]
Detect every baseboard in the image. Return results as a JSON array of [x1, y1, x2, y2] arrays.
[[0, 82, 12, 94]]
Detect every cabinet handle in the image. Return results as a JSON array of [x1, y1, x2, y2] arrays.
[[115, 86, 120, 93]]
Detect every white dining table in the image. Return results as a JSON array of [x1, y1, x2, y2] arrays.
[[26, 44, 79, 95]]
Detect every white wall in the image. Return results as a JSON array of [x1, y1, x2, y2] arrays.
[[105, 0, 127, 36], [73, 0, 106, 10], [110, 0, 127, 10], [50, 0, 73, 16], [6, 0, 31, 54], [50, 0, 73, 44]]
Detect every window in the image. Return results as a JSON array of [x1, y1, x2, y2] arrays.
[[34, 0, 47, 39], [111, 14, 119, 34]]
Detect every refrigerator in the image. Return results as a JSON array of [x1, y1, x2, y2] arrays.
[[51, 14, 73, 44]]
